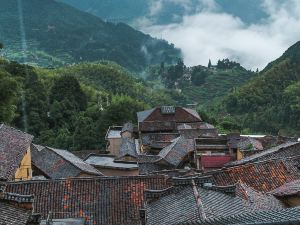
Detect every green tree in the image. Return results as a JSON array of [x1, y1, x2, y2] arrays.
[[0, 71, 20, 123], [191, 68, 209, 86], [50, 75, 87, 111]]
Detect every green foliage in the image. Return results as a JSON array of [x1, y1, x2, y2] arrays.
[[0, 70, 20, 123], [50, 75, 87, 111], [212, 41, 300, 136], [0, 0, 180, 71], [0, 59, 185, 150], [191, 67, 209, 86], [145, 59, 254, 105], [217, 59, 241, 70]]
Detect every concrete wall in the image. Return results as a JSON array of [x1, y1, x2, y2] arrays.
[[107, 138, 122, 157]]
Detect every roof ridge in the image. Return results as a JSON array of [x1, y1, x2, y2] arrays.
[[46, 146, 102, 175], [0, 123, 33, 139], [8, 174, 168, 184], [191, 179, 207, 220]]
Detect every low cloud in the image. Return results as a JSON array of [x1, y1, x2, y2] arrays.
[[138, 0, 300, 70]]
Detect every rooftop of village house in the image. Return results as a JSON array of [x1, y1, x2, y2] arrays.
[[0, 105, 300, 225]]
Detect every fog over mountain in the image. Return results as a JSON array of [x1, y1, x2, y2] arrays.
[[138, 0, 300, 70], [60, 0, 300, 70]]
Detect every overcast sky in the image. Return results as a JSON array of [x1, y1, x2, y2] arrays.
[[137, 0, 300, 70]]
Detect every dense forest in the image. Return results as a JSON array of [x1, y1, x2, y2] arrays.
[[0, 50, 188, 150], [144, 58, 255, 105], [209, 41, 300, 136], [0, 0, 180, 71]]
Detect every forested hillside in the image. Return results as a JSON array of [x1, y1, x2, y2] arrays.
[[145, 59, 255, 105], [210, 41, 300, 136], [0, 57, 185, 150], [0, 0, 180, 71]]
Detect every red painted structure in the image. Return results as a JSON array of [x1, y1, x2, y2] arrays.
[[200, 155, 233, 169]]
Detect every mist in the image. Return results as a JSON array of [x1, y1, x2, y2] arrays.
[[137, 0, 300, 70]]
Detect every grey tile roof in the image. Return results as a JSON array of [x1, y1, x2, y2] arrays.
[[137, 108, 155, 122], [0, 200, 32, 225], [158, 137, 195, 167], [140, 133, 179, 146], [85, 154, 138, 170], [182, 107, 202, 121], [270, 179, 300, 197], [0, 124, 33, 180], [0, 191, 38, 225], [226, 142, 300, 167], [40, 218, 86, 225], [121, 122, 134, 133], [176, 207, 300, 225], [7, 176, 169, 225], [48, 147, 103, 175], [119, 138, 138, 158], [144, 177, 283, 225], [32, 145, 103, 178]]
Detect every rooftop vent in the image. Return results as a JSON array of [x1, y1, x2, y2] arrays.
[[161, 106, 175, 114]]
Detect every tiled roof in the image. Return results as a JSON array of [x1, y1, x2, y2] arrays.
[[139, 162, 172, 175], [158, 137, 195, 167], [182, 108, 202, 121], [270, 179, 300, 197], [32, 145, 103, 179], [140, 133, 179, 146], [40, 218, 86, 225], [228, 136, 263, 151], [138, 155, 172, 174], [235, 182, 285, 210], [226, 141, 300, 167], [137, 107, 202, 123], [205, 157, 300, 192], [176, 207, 300, 225], [73, 150, 108, 160], [121, 122, 134, 133], [119, 138, 138, 158], [6, 176, 168, 225], [85, 154, 138, 170], [143, 177, 284, 225], [137, 108, 156, 122], [139, 121, 177, 132], [0, 190, 39, 225], [0, 200, 33, 225], [0, 124, 33, 180]]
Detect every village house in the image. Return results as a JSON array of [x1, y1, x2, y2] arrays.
[[226, 141, 300, 167], [140, 176, 286, 225], [271, 179, 300, 207], [0, 181, 41, 224], [84, 154, 139, 176], [137, 106, 217, 154], [6, 175, 168, 225], [105, 126, 123, 156], [0, 124, 33, 181], [31, 145, 103, 179], [138, 136, 195, 174], [174, 207, 300, 225]]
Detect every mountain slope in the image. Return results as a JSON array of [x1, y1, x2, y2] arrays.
[[211, 41, 300, 135], [0, 0, 180, 70], [58, 0, 267, 25]]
